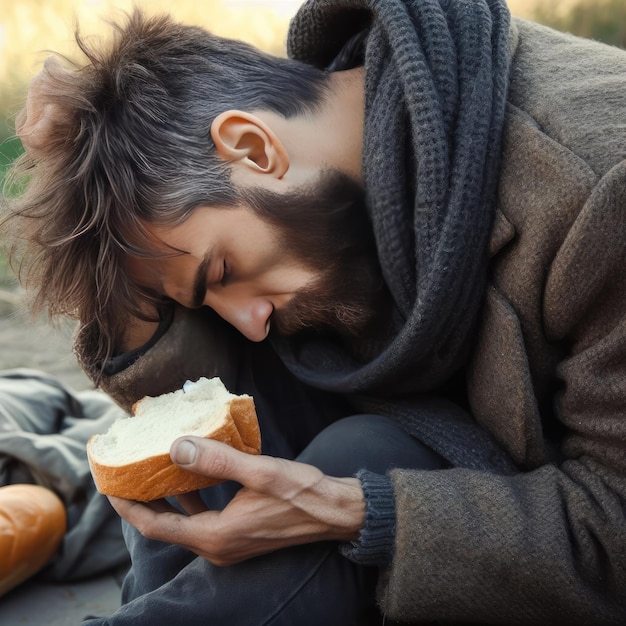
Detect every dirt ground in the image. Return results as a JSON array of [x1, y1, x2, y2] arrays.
[[0, 287, 91, 391]]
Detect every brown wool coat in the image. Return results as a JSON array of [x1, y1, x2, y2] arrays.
[[75, 18, 626, 626], [380, 20, 626, 624]]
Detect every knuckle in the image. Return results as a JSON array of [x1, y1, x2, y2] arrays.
[[254, 464, 280, 491], [136, 519, 158, 540], [138, 513, 181, 542], [204, 447, 232, 478], [208, 554, 231, 567], [200, 536, 231, 566], [250, 457, 299, 492]]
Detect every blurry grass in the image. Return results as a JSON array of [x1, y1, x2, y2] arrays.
[[0, 255, 16, 289], [533, 0, 626, 48], [0, 117, 22, 289], [0, 136, 22, 187]]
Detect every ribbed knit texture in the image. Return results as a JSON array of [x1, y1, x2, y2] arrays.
[[274, 0, 517, 473], [281, 0, 511, 393], [340, 469, 396, 566]]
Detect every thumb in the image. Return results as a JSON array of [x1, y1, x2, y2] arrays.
[[170, 436, 258, 485], [170, 436, 289, 492], [171, 438, 199, 466]]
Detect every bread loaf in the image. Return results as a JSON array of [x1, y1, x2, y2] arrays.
[[0, 484, 67, 597], [87, 377, 260, 502]]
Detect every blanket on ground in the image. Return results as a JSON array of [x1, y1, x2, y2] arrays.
[[0, 369, 127, 581]]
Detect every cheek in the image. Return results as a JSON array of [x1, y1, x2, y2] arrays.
[[267, 265, 318, 296]]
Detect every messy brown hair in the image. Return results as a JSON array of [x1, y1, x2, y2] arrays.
[[1, 10, 329, 376]]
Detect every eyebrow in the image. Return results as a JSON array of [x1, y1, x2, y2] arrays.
[[191, 248, 213, 308]]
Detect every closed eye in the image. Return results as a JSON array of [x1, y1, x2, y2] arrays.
[[220, 259, 232, 287]]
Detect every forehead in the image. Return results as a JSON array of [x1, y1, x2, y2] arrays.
[[124, 204, 282, 292]]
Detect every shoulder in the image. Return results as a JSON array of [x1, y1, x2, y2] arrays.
[[507, 18, 626, 178]]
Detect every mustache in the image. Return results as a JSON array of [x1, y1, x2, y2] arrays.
[[272, 291, 372, 336]]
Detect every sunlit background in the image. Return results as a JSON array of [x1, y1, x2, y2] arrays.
[[0, 0, 625, 178], [0, 0, 304, 169]]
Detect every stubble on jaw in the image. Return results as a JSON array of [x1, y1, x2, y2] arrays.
[[242, 169, 388, 339]]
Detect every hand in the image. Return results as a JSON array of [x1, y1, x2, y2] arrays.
[[108, 437, 366, 566], [15, 57, 71, 156]]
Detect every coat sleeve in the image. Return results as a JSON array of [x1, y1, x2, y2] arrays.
[[381, 451, 626, 623], [380, 242, 626, 624], [376, 117, 626, 626], [74, 305, 243, 412]]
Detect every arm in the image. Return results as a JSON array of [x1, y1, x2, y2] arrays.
[[74, 305, 243, 413], [377, 164, 626, 623], [384, 458, 626, 623], [109, 437, 365, 565]]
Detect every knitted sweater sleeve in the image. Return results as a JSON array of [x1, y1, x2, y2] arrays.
[[340, 470, 396, 566]]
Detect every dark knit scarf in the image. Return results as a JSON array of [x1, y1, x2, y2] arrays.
[[274, 0, 516, 471]]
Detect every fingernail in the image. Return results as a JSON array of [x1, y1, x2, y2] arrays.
[[174, 440, 197, 465]]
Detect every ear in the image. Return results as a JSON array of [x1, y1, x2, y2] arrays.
[[210, 110, 289, 178]]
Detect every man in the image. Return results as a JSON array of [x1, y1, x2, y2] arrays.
[[4, 0, 626, 623]]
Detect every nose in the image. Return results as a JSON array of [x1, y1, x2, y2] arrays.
[[206, 295, 274, 342]]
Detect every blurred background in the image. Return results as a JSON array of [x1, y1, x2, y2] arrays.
[[1, 0, 625, 187], [0, 0, 625, 289]]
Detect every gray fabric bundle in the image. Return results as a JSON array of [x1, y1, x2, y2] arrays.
[[0, 369, 128, 581], [282, 0, 511, 394]]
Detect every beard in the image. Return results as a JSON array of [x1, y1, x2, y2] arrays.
[[241, 169, 388, 338]]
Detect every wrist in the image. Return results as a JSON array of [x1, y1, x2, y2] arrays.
[[323, 476, 366, 542]]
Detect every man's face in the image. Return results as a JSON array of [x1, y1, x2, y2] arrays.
[[129, 170, 384, 342]]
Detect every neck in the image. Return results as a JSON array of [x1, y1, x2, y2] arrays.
[[316, 67, 365, 180], [256, 66, 365, 184]]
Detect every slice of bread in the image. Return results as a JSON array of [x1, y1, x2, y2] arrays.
[[87, 377, 260, 502]]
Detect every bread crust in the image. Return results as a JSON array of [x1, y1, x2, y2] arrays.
[[0, 485, 67, 596], [87, 395, 260, 502]]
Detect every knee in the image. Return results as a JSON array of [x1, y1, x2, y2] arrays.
[[297, 414, 445, 476]]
